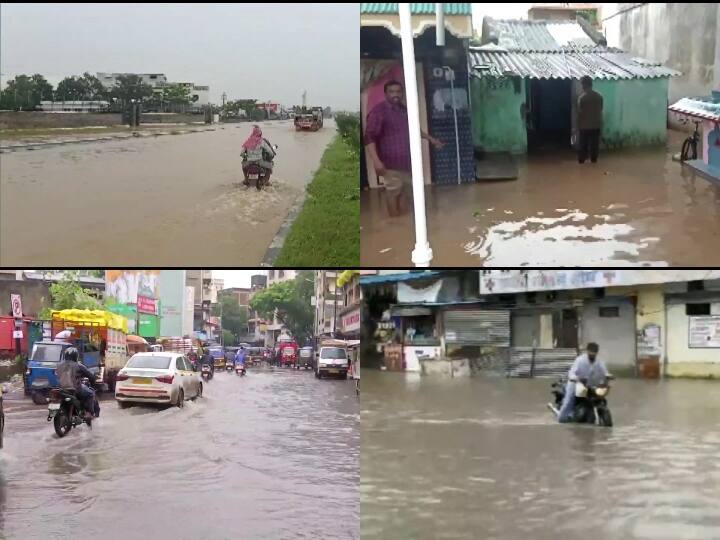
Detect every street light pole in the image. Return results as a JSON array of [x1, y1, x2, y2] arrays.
[[400, 3, 433, 267]]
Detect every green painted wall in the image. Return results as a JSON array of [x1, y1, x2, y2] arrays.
[[594, 78, 669, 149], [470, 76, 527, 154]]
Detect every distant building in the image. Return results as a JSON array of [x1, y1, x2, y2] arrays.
[[314, 271, 340, 338], [97, 72, 168, 90], [38, 100, 109, 112], [527, 4, 601, 27], [267, 270, 297, 287]]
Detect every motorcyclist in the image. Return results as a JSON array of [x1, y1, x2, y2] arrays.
[[56, 347, 100, 420], [234, 346, 247, 368], [241, 125, 276, 186], [558, 342, 609, 423], [200, 348, 214, 376]]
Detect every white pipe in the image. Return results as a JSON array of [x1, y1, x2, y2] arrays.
[[444, 66, 461, 185], [436, 3, 445, 47], [400, 3, 433, 267]]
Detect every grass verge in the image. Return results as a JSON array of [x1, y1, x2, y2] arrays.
[[274, 134, 360, 266]]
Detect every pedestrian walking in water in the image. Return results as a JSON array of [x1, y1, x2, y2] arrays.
[[577, 76, 603, 164]]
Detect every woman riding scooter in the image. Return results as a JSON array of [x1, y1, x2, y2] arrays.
[[241, 125, 276, 186]]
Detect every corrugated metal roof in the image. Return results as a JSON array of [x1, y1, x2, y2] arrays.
[[484, 19, 606, 52], [469, 49, 680, 80], [669, 97, 720, 122], [360, 3, 472, 15], [489, 19, 600, 51]]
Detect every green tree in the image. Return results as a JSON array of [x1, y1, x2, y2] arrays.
[[39, 271, 103, 319], [161, 84, 191, 104], [212, 293, 249, 344], [1, 75, 41, 110], [250, 272, 315, 343], [81, 72, 106, 99], [56, 76, 86, 101], [109, 74, 154, 107], [222, 329, 236, 347], [31, 74, 54, 103]]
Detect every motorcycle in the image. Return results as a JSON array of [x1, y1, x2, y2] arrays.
[[547, 378, 613, 427], [201, 364, 213, 381], [235, 364, 247, 377], [243, 145, 279, 190], [226, 362, 234, 372], [47, 382, 97, 438]]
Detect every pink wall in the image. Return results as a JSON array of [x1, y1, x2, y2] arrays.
[[365, 62, 405, 120]]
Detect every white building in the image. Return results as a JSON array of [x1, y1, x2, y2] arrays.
[[96, 73, 210, 109], [267, 270, 297, 287], [314, 271, 340, 338]]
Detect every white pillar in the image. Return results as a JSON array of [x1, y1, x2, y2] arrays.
[[436, 3, 445, 47], [400, 3, 434, 267]]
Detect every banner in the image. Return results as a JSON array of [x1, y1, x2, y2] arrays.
[[137, 295, 158, 315], [689, 316, 720, 348]]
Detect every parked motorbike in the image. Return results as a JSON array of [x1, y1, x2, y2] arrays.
[[47, 383, 97, 438], [547, 378, 613, 427], [236, 364, 247, 377], [201, 364, 213, 381], [243, 145, 278, 190]]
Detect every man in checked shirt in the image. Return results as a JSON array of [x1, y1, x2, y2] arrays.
[[364, 80, 444, 216]]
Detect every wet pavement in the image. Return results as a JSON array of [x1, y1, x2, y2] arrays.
[[0, 366, 359, 540], [362, 371, 720, 540], [361, 132, 720, 266], [0, 120, 336, 266]]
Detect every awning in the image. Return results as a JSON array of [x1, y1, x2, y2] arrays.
[[52, 309, 128, 333], [669, 97, 720, 122], [360, 271, 443, 285]]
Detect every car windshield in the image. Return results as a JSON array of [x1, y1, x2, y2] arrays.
[[31, 344, 64, 363], [126, 355, 172, 369], [209, 348, 223, 357], [321, 347, 347, 359]]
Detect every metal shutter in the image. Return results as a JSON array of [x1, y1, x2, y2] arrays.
[[444, 310, 510, 346]]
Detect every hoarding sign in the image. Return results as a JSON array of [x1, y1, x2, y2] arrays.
[[11, 294, 22, 318], [341, 309, 361, 333], [137, 295, 158, 315]]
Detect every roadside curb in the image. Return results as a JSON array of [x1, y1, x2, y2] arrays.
[[261, 189, 310, 267], [0, 127, 215, 151]]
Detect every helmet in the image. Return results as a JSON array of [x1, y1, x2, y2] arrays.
[[64, 347, 79, 362]]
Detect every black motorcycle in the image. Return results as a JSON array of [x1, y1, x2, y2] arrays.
[[548, 378, 613, 427], [47, 386, 96, 438]]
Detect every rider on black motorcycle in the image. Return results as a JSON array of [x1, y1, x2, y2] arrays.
[[557, 342, 609, 423], [241, 125, 276, 186], [56, 347, 100, 421], [200, 349, 215, 376]]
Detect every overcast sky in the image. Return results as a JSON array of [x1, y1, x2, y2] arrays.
[[0, 3, 359, 110]]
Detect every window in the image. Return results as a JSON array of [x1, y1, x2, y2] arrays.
[[688, 281, 705, 292], [127, 355, 172, 369], [278, 270, 285, 278], [686, 303, 711, 316], [598, 306, 620, 318]]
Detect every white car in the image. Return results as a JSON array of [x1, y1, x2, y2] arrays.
[[115, 352, 202, 408], [315, 346, 349, 380]]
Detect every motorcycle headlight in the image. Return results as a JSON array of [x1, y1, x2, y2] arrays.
[[595, 387, 608, 397]]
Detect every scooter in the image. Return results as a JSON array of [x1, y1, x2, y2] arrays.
[[547, 378, 613, 427], [243, 145, 278, 190], [236, 364, 247, 377], [201, 364, 213, 381], [226, 362, 234, 372]]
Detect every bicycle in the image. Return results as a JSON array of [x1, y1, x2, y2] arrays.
[[680, 118, 702, 162]]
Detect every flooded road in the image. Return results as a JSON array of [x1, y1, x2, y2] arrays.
[[361, 132, 720, 266], [362, 371, 720, 540], [1, 367, 359, 540], [0, 120, 336, 266]]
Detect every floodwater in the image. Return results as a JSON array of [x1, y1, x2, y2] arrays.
[[362, 371, 720, 540], [0, 367, 359, 540], [0, 120, 336, 265], [361, 132, 720, 266]]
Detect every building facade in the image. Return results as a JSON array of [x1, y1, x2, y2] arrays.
[[363, 270, 720, 378], [314, 271, 340, 338], [267, 269, 297, 286]]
